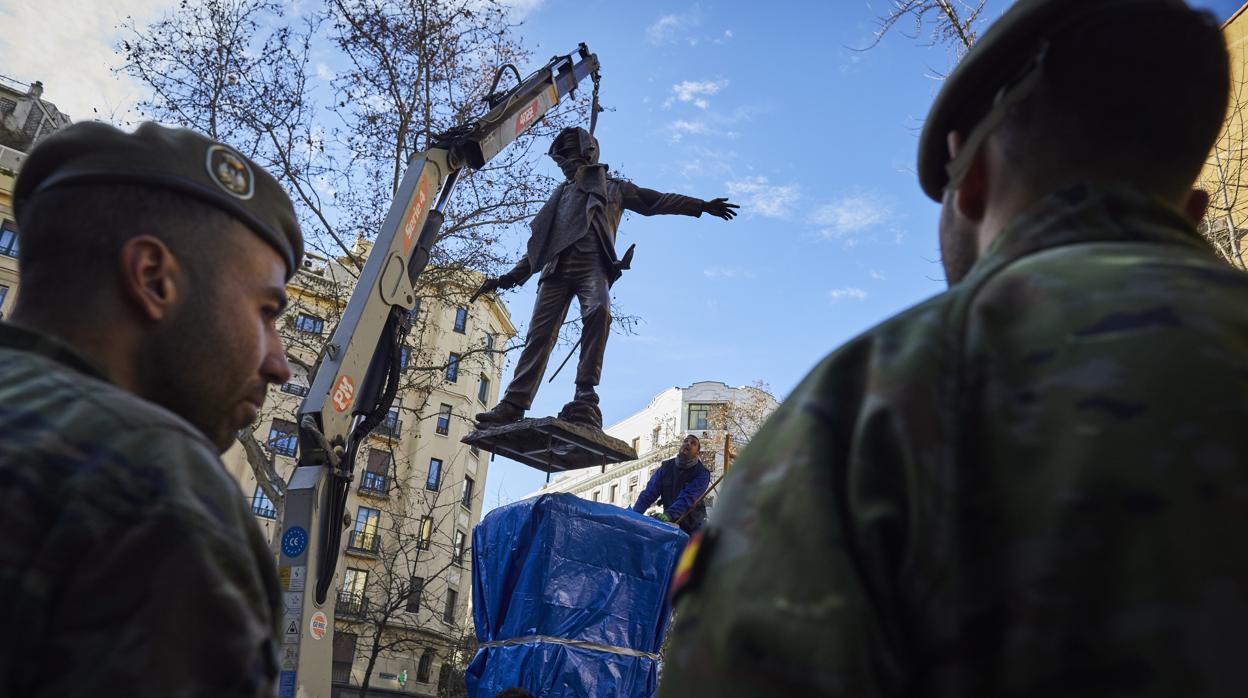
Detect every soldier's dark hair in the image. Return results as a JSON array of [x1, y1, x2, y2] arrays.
[[996, 5, 1228, 200], [14, 184, 236, 317], [495, 689, 535, 698]]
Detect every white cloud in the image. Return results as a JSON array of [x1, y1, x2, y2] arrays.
[[665, 79, 728, 109], [810, 191, 894, 246], [0, 0, 172, 122], [646, 7, 701, 44], [870, 269, 887, 281], [663, 119, 713, 143], [829, 287, 868, 302], [316, 63, 335, 82], [703, 267, 756, 279], [726, 176, 800, 219]]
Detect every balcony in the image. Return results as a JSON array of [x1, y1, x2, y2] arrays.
[[280, 382, 309, 397], [251, 498, 277, 519], [331, 662, 353, 685], [346, 530, 380, 555], [359, 472, 388, 498], [337, 591, 369, 619], [372, 416, 401, 440]]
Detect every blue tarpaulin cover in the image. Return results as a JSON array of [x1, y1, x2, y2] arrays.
[[466, 492, 687, 698]]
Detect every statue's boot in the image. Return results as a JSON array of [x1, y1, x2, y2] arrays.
[[475, 399, 525, 427], [558, 386, 603, 430]]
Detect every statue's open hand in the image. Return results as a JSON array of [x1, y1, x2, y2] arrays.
[[703, 197, 739, 220]]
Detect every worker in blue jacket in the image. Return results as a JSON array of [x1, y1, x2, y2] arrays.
[[632, 435, 710, 534]]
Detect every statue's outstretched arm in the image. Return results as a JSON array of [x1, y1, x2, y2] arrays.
[[623, 182, 738, 220]]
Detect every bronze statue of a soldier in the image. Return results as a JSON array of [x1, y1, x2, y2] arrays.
[[473, 127, 737, 430]]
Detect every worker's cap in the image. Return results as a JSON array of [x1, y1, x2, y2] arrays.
[[917, 0, 1193, 202], [14, 121, 304, 278], [549, 126, 599, 166]]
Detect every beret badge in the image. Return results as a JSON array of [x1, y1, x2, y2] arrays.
[[206, 144, 254, 200]]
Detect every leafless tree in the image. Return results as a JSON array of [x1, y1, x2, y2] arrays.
[[334, 442, 478, 695], [1198, 62, 1248, 270], [119, 0, 586, 501], [866, 0, 987, 56]]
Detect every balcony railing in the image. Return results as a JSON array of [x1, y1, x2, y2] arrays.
[[280, 382, 309, 397], [347, 530, 380, 554], [373, 417, 401, 439], [337, 591, 368, 619], [359, 472, 388, 497], [251, 498, 277, 519], [331, 662, 353, 685]]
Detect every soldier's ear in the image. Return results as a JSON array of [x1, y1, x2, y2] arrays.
[[947, 131, 988, 223], [118, 235, 181, 324], [1182, 188, 1209, 227]]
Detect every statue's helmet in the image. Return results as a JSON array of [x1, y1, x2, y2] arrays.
[[548, 127, 599, 166]]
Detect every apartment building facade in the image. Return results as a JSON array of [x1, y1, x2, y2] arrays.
[[0, 76, 70, 318], [223, 243, 515, 697], [531, 381, 777, 516]]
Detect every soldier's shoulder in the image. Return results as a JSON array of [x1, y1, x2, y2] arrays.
[[1, 344, 214, 450]]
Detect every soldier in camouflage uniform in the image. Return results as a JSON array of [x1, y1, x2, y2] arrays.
[[661, 1, 1246, 696], [0, 123, 303, 696]]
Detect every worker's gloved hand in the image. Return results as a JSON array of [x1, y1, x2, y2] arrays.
[[650, 511, 673, 524], [702, 197, 739, 220]]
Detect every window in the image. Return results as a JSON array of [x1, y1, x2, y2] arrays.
[[687, 403, 712, 430], [453, 307, 468, 333], [360, 449, 389, 495], [628, 475, 639, 501], [631, 437, 640, 453], [418, 515, 434, 550], [0, 285, 8, 318], [0, 221, 18, 258], [436, 404, 452, 436], [405, 577, 424, 613], [444, 589, 458, 624], [417, 649, 434, 683], [609, 484, 618, 504], [340, 567, 368, 616], [426, 458, 443, 491], [484, 332, 495, 351], [652, 426, 661, 447], [349, 507, 380, 552], [462, 476, 475, 509], [251, 485, 277, 519], [591, 490, 600, 502], [399, 346, 411, 371], [408, 298, 421, 323], [446, 353, 460, 382], [294, 312, 325, 335], [452, 530, 466, 566], [268, 418, 298, 457], [380, 408, 400, 437], [477, 376, 489, 403], [332, 632, 357, 683]]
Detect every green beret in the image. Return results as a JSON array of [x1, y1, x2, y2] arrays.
[[917, 0, 1189, 202], [14, 121, 304, 278]]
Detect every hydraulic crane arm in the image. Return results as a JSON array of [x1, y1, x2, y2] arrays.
[[274, 44, 599, 698]]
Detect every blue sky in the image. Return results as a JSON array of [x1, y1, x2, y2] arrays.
[[481, 0, 1244, 507], [0, 0, 1238, 508]]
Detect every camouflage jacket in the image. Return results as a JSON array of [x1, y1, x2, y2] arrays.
[[0, 322, 282, 697], [660, 184, 1248, 698]]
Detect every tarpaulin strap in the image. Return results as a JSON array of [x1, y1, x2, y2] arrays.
[[479, 635, 660, 661]]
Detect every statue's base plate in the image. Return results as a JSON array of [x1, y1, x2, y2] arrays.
[[462, 417, 638, 473]]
